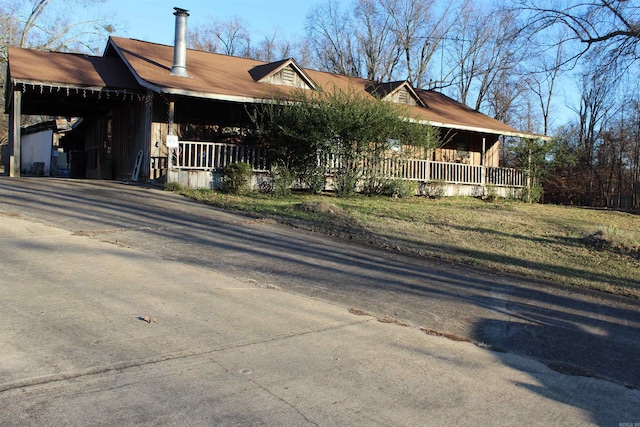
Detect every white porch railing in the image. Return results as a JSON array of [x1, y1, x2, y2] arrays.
[[174, 141, 269, 172], [172, 141, 526, 188]]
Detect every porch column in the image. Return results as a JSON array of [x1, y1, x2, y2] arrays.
[[481, 137, 486, 188], [167, 99, 175, 172], [8, 90, 21, 177], [142, 91, 153, 180]]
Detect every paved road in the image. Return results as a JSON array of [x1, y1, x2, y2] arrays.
[[2, 209, 639, 425], [1, 178, 640, 392]]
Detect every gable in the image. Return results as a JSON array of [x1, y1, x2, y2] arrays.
[[249, 59, 317, 90], [365, 81, 426, 108]]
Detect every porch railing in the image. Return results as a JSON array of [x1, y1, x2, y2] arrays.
[[173, 141, 269, 172], [172, 141, 526, 188]]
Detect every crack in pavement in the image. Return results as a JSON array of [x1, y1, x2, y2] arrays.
[[214, 358, 320, 427], [0, 317, 373, 394]]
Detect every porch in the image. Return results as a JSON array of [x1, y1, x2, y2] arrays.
[[166, 141, 527, 197]]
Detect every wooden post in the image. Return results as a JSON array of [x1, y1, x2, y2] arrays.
[[481, 137, 486, 190], [142, 91, 153, 180], [8, 90, 21, 177], [167, 99, 175, 173]]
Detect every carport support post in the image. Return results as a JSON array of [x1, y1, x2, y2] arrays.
[[8, 89, 21, 177]]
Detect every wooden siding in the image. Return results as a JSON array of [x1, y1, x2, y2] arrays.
[[111, 99, 150, 180]]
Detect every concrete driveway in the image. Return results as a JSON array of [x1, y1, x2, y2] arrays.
[[1, 177, 639, 425]]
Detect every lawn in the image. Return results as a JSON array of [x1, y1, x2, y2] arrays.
[[176, 188, 640, 298]]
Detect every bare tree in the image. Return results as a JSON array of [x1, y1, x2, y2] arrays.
[[518, 0, 640, 68], [187, 25, 220, 53], [1, 0, 116, 59], [353, 0, 401, 81], [187, 16, 252, 57], [486, 68, 528, 126], [252, 30, 297, 63], [525, 37, 566, 135], [305, 0, 456, 85], [445, 1, 526, 112], [305, 0, 361, 76], [379, 0, 454, 88]]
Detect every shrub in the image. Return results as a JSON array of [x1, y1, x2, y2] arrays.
[[299, 164, 327, 194], [362, 177, 391, 196], [223, 162, 252, 194], [381, 180, 417, 198], [270, 164, 294, 196], [421, 180, 445, 198], [164, 181, 184, 192], [334, 168, 360, 197], [484, 184, 500, 202]]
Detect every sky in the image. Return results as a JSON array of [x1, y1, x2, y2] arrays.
[[85, 0, 575, 127], [96, 0, 319, 46]]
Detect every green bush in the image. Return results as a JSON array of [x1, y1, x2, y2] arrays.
[[334, 168, 360, 198], [422, 180, 445, 198], [223, 162, 252, 194], [299, 164, 327, 194], [381, 180, 417, 198], [270, 164, 294, 196], [164, 181, 184, 192]]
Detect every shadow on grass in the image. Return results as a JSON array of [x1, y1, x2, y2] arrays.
[[254, 201, 640, 295]]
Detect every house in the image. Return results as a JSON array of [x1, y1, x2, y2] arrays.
[[5, 7, 545, 196], [18, 119, 75, 177]]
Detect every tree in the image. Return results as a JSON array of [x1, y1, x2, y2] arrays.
[[253, 86, 440, 195], [518, 0, 640, 68], [305, 0, 456, 86], [0, 0, 116, 55], [353, 0, 401, 81], [524, 36, 566, 135], [305, 0, 361, 76], [187, 16, 252, 57], [445, 1, 527, 112], [378, 0, 454, 88]]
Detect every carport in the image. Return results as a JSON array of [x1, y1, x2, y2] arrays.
[[4, 47, 146, 179]]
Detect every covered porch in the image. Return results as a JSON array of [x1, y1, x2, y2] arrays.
[[167, 140, 527, 197]]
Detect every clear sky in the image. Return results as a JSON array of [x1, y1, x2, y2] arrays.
[[97, 0, 320, 46]]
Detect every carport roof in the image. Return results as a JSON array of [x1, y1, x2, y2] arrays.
[[7, 46, 140, 90]]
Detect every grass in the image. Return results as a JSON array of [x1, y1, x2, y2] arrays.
[[173, 187, 640, 298]]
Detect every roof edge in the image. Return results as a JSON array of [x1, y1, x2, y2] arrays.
[[416, 118, 551, 140], [106, 37, 160, 93]]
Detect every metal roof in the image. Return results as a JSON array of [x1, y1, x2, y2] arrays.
[[7, 37, 548, 139]]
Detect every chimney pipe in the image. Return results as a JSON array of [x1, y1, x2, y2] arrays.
[[170, 7, 189, 77]]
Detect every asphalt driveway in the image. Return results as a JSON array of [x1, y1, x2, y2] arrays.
[[1, 177, 640, 425]]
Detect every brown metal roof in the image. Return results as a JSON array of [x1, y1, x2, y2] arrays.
[[109, 37, 534, 137], [8, 46, 140, 90], [7, 37, 541, 138]]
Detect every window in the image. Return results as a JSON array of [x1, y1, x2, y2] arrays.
[[456, 136, 470, 161]]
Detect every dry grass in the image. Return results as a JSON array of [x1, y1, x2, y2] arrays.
[[178, 189, 640, 298]]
